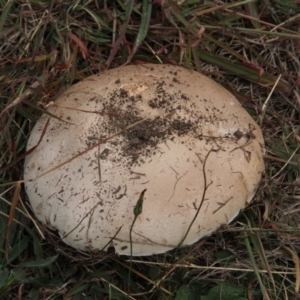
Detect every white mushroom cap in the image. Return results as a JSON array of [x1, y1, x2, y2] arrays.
[[24, 64, 264, 256]]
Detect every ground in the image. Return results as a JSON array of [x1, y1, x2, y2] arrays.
[[0, 1, 300, 299]]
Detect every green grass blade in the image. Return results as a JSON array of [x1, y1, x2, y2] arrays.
[[6, 236, 29, 265], [107, 0, 134, 66], [0, 0, 15, 34], [244, 1, 261, 29], [127, 0, 152, 62], [245, 212, 276, 295], [17, 255, 58, 268], [244, 235, 270, 300], [0, 202, 8, 258], [74, 5, 110, 30], [197, 49, 292, 92]]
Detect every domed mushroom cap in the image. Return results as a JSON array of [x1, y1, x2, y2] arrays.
[[24, 64, 264, 256]]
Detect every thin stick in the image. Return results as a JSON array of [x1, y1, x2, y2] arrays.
[[175, 148, 213, 250], [260, 74, 281, 124], [271, 145, 299, 179], [131, 260, 298, 275]]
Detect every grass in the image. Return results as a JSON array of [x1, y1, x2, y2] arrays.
[[1, 0, 300, 299]]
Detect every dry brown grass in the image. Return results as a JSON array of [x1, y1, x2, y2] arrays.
[[1, 0, 300, 299]]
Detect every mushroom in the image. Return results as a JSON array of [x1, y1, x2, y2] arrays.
[[24, 64, 264, 256]]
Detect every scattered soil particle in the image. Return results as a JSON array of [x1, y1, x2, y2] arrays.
[[84, 81, 230, 166]]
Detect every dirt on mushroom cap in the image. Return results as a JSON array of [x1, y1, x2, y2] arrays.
[[24, 64, 264, 256]]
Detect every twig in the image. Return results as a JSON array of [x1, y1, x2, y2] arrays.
[[175, 148, 213, 250], [260, 74, 282, 125], [131, 260, 299, 275], [264, 154, 299, 166], [271, 145, 300, 179], [155, 149, 214, 291]]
